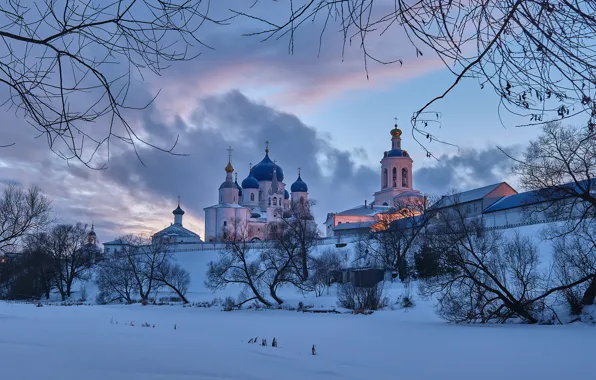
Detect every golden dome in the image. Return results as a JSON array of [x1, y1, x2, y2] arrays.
[[390, 124, 402, 137], [225, 161, 234, 173]]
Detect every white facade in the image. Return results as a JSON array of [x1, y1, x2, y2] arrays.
[[203, 145, 313, 242]]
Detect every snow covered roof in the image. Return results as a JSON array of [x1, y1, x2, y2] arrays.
[[334, 205, 392, 217], [484, 179, 595, 213], [153, 223, 201, 239], [433, 182, 515, 208], [204, 203, 248, 210], [102, 238, 132, 246]]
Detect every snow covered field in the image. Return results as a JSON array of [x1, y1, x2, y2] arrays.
[[1, 228, 595, 380], [1, 300, 595, 380]]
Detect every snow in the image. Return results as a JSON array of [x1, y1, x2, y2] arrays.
[[1, 300, 594, 380], [1, 227, 595, 379]]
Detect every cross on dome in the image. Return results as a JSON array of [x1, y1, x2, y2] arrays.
[[265, 140, 270, 153]]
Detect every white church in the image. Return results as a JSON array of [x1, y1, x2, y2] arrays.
[[203, 144, 313, 242], [325, 124, 425, 237]]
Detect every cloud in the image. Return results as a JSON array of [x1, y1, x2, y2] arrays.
[[414, 146, 522, 196], [97, 90, 379, 238]]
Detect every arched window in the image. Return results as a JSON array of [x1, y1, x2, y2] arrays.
[[383, 168, 388, 188], [268, 198, 271, 206], [392, 167, 397, 187], [383, 202, 388, 206], [402, 168, 408, 187], [220, 196, 222, 202], [300, 196, 305, 204], [250, 193, 255, 201], [273, 197, 277, 206]]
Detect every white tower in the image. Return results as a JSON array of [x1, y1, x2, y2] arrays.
[[266, 164, 284, 220], [218, 146, 240, 204], [240, 164, 259, 207], [373, 124, 417, 206]]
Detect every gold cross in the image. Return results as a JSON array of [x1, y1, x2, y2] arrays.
[[227, 146, 233, 161]]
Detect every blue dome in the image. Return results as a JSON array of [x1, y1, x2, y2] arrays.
[[284, 189, 290, 199], [291, 174, 308, 192], [251, 153, 284, 182], [172, 205, 185, 215], [385, 149, 409, 158], [235, 180, 243, 196], [241, 172, 259, 189]]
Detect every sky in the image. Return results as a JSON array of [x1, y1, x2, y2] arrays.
[[0, 1, 588, 242]]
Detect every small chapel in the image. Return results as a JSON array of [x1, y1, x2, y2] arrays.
[[203, 143, 314, 242]]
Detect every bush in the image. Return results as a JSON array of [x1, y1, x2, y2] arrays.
[[222, 296, 235, 312], [337, 282, 387, 311]]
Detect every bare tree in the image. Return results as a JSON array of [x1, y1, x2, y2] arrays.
[[234, 1, 596, 154], [275, 198, 320, 281], [511, 122, 596, 308], [0, 0, 221, 167], [22, 232, 56, 299], [205, 220, 273, 307], [356, 196, 431, 280], [46, 223, 94, 300], [0, 184, 52, 254], [309, 248, 343, 297], [96, 234, 189, 304], [96, 255, 137, 304], [421, 205, 592, 324], [117, 234, 171, 303], [152, 260, 191, 304]]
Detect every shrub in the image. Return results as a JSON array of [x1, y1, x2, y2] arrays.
[[222, 296, 235, 312], [337, 282, 387, 311]]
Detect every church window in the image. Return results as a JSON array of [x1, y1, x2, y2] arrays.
[[300, 196, 304, 204], [250, 193, 255, 201], [268, 198, 271, 206], [474, 203, 478, 212], [392, 168, 397, 187], [383, 168, 388, 188], [223, 221, 227, 227], [273, 197, 277, 206], [383, 202, 388, 206], [402, 168, 408, 187], [220, 196, 222, 202]]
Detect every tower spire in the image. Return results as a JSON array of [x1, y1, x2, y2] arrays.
[[225, 146, 234, 173]]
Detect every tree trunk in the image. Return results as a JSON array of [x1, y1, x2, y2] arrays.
[[164, 283, 189, 304], [269, 286, 284, 305], [581, 275, 596, 306]]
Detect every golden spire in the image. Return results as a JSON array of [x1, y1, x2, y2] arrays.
[[390, 118, 402, 137], [225, 146, 234, 173]]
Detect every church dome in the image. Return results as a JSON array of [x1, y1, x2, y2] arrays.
[[241, 171, 259, 189], [252, 152, 284, 182], [172, 205, 185, 215], [284, 189, 290, 199], [385, 149, 409, 158], [235, 180, 243, 196], [219, 181, 237, 190], [291, 174, 308, 192]]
